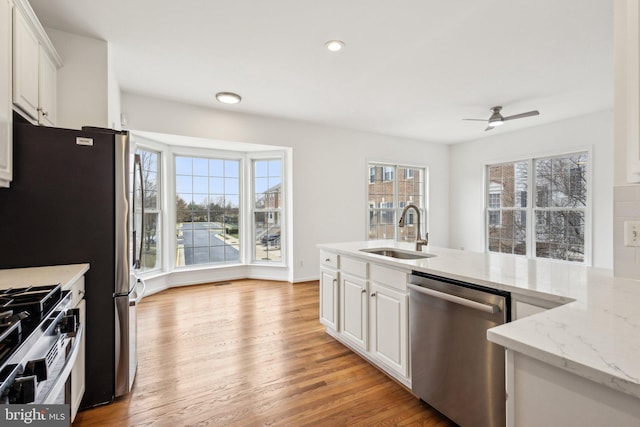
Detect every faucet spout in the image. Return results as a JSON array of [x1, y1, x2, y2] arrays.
[[398, 204, 428, 251]]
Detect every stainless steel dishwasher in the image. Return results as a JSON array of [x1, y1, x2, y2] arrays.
[[408, 271, 510, 427]]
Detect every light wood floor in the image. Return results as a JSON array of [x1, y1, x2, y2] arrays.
[[74, 279, 454, 426]]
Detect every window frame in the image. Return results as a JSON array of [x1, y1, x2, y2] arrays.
[[173, 153, 243, 268], [484, 148, 592, 265], [366, 161, 428, 241], [251, 155, 285, 265], [131, 143, 163, 274]]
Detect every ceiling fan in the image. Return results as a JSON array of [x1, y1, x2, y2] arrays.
[[464, 106, 540, 131]]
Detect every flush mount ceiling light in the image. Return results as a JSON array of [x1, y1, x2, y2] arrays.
[[215, 92, 242, 104], [325, 40, 345, 52]]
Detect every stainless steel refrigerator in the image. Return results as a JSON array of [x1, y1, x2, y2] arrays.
[[0, 114, 143, 408]]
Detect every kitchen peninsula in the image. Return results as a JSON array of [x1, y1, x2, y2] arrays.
[[318, 240, 640, 427]]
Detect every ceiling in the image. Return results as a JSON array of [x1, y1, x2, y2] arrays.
[[28, 0, 613, 144]]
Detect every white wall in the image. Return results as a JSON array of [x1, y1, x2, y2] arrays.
[[107, 43, 121, 130], [121, 92, 450, 282], [47, 28, 108, 129], [449, 110, 614, 269]]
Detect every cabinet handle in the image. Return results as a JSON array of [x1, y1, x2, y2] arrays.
[[325, 258, 331, 262], [332, 279, 337, 285], [371, 292, 377, 297], [361, 288, 366, 294]]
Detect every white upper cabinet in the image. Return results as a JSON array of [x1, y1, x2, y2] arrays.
[[0, 0, 12, 188], [38, 45, 56, 126], [12, 3, 38, 121], [12, 0, 61, 126]]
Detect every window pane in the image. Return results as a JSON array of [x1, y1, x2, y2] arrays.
[[535, 153, 587, 208], [367, 163, 426, 241], [135, 148, 162, 272], [254, 212, 281, 262], [176, 156, 241, 266], [253, 159, 283, 262], [535, 210, 584, 262], [487, 208, 526, 255]]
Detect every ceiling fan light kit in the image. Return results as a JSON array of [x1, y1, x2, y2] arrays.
[[464, 105, 540, 131]]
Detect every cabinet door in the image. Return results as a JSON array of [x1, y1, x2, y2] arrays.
[[38, 46, 56, 126], [71, 298, 86, 422], [0, 0, 12, 187], [319, 268, 339, 331], [370, 282, 408, 378], [12, 6, 39, 121], [340, 274, 368, 350]]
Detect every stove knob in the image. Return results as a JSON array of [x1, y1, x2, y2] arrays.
[[59, 308, 79, 336], [8, 375, 37, 404], [25, 358, 47, 382]]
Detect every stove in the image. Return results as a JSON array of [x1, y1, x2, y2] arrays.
[[0, 284, 81, 405]]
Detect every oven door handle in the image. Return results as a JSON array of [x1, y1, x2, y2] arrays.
[[41, 324, 84, 405], [408, 282, 500, 314]]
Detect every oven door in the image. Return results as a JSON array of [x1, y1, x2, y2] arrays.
[[42, 324, 84, 406]]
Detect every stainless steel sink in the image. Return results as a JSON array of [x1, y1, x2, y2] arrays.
[[359, 247, 436, 260]]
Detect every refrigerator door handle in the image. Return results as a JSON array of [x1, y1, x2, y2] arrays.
[[132, 154, 144, 270], [133, 277, 146, 305]]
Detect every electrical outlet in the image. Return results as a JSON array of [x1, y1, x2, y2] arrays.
[[624, 221, 640, 247]]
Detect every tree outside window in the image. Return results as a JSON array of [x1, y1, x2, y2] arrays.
[[136, 149, 161, 272], [486, 152, 588, 263]]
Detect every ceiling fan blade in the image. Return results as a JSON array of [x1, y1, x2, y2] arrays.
[[463, 118, 487, 121], [485, 126, 495, 131], [503, 110, 540, 121]]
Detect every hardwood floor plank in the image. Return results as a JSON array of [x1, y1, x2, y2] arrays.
[[73, 280, 454, 426]]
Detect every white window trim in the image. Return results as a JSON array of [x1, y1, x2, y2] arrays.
[[366, 161, 428, 241], [130, 136, 168, 275], [483, 146, 593, 265]]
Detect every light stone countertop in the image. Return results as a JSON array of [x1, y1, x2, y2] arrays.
[[318, 240, 640, 399], [0, 263, 90, 291]]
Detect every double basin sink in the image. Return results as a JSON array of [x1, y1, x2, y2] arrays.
[[359, 247, 435, 260]]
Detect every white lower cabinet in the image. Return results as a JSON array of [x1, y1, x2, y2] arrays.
[[340, 274, 368, 351], [511, 293, 564, 320], [506, 350, 640, 427], [319, 251, 411, 386], [319, 267, 339, 331], [369, 282, 408, 378]]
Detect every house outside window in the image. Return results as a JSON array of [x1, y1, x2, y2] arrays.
[[368, 163, 426, 241], [486, 151, 589, 263], [253, 159, 283, 262]]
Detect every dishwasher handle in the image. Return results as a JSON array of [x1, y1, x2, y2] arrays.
[[408, 282, 500, 314]]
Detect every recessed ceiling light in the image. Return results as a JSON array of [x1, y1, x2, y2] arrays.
[[215, 92, 242, 104], [325, 40, 345, 52]]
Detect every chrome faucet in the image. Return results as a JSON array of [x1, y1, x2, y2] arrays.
[[399, 204, 428, 251]]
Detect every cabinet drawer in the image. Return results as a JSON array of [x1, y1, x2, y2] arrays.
[[69, 276, 85, 308], [341, 256, 367, 278], [370, 264, 407, 291], [320, 250, 339, 269]]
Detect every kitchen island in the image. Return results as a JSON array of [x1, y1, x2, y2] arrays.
[[318, 240, 640, 427]]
